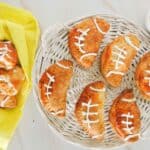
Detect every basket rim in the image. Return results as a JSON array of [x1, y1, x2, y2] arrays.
[[32, 13, 150, 150]]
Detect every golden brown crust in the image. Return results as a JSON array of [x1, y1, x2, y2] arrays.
[[0, 41, 18, 70], [135, 52, 150, 100], [109, 89, 141, 142], [39, 60, 73, 118], [75, 81, 105, 140], [100, 34, 140, 87], [0, 94, 16, 109], [69, 17, 110, 68], [0, 66, 25, 96]]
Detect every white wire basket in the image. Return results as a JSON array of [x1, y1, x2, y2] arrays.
[[33, 14, 150, 149]]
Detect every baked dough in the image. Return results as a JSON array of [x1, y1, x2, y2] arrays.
[[109, 89, 141, 142], [75, 81, 105, 140], [135, 52, 150, 99], [0, 95, 16, 109], [101, 34, 140, 87], [0, 66, 25, 96], [39, 60, 73, 118], [69, 17, 110, 68], [0, 41, 18, 70]]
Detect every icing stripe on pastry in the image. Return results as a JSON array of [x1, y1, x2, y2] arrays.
[[145, 70, 150, 74], [0, 76, 17, 95], [90, 86, 106, 92], [144, 77, 150, 86], [80, 53, 97, 61], [124, 134, 140, 142], [82, 99, 99, 128], [75, 28, 90, 54], [0, 96, 10, 107], [0, 44, 13, 69], [125, 36, 139, 51], [82, 111, 99, 115], [56, 62, 71, 69], [106, 46, 127, 78], [93, 18, 108, 35], [146, 92, 150, 95], [106, 70, 124, 77], [144, 70, 150, 86], [121, 98, 136, 102], [44, 73, 55, 99], [121, 112, 134, 134], [112, 46, 127, 70], [50, 109, 64, 116]]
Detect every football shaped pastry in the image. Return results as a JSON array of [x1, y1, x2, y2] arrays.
[[101, 34, 140, 87], [0, 66, 25, 96], [109, 89, 141, 142], [39, 60, 73, 118], [75, 81, 105, 140], [0, 95, 16, 109], [0, 41, 18, 70], [68, 17, 110, 68], [135, 52, 150, 99]]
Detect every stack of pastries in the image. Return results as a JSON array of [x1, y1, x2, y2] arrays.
[[38, 16, 149, 143], [0, 41, 25, 109]]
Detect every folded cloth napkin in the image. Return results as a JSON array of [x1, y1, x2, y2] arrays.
[[0, 3, 40, 150]]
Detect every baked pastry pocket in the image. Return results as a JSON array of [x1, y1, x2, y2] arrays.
[[135, 52, 150, 100], [109, 89, 141, 142], [101, 34, 140, 87], [69, 17, 110, 68], [39, 60, 73, 118], [75, 81, 105, 140]]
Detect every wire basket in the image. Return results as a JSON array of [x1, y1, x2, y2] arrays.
[[33, 14, 150, 149]]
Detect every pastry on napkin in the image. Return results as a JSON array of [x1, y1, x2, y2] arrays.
[[0, 3, 40, 150]]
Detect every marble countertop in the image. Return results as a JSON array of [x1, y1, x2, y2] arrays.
[[0, 0, 150, 150]]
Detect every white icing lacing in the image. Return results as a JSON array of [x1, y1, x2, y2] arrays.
[[145, 70, 150, 74], [50, 109, 64, 116], [106, 45, 127, 77], [0, 96, 10, 107], [0, 76, 17, 95], [90, 86, 105, 92], [44, 73, 55, 100], [121, 112, 134, 134], [106, 71, 124, 77], [112, 46, 127, 70], [93, 18, 108, 35], [144, 70, 150, 86], [56, 62, 71, 69], [124, 134, 140, 141], [125, 36, 139, 51], [75, 28, 90, 54], [82, 99, 99, 128], [146, 92, 150, 95], [121, 98, 136, 102], [0, 44, 12, 69], [82, 111, 98, 116], [80, 53, 97, 62]]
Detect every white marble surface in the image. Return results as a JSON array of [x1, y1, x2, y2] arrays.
[[0, 0, 150, 150]]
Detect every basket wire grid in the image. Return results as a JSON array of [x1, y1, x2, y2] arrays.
[[33, 14, 150, 149]]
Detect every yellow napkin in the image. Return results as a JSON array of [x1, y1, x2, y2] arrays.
[[0, 3, 40, 150]]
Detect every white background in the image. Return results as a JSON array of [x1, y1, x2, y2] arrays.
[[0, 0, 150, 150]]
